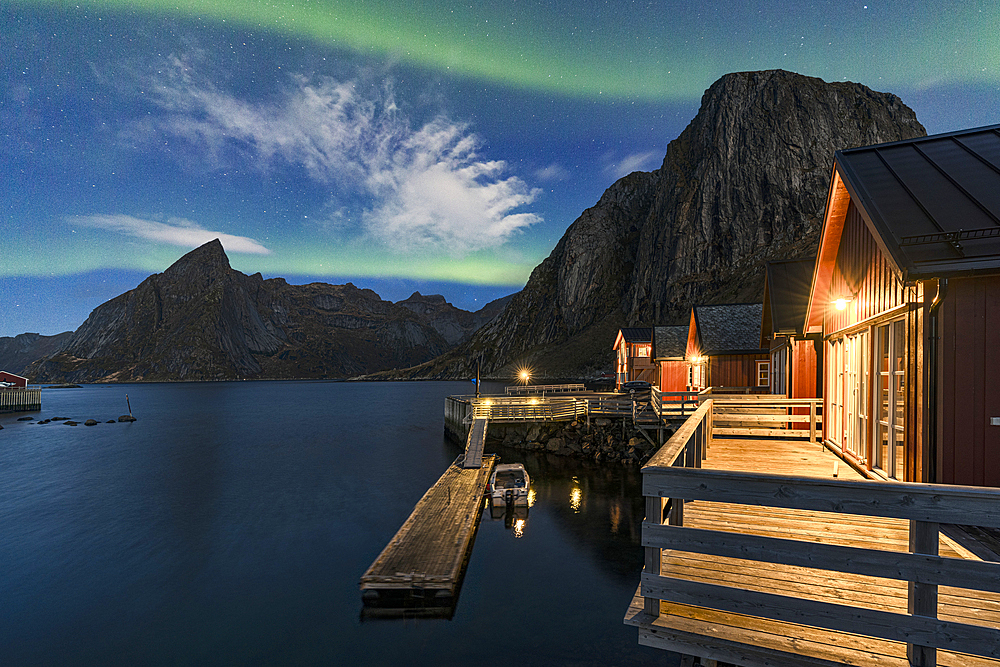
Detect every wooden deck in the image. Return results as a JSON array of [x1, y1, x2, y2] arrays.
[[626, 436, 1000, 666], [462, 418, 487, 468], [360, 454, 496, 618]]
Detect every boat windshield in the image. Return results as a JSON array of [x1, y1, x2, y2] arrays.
[[494, 471, 525, 488]]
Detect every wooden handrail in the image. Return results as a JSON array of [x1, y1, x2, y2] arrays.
[[639, 404, 1000, 662]]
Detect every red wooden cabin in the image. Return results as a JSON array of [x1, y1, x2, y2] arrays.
[[685, 303, 769, 393], [761, 259, 822, 398], [0, 371, 28, 388], [613, 327, 655, 389], [653, 325, 688, 392], [805, 124, 1000, 486]]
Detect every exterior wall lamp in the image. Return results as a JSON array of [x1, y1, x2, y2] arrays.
[[832, 295, 855, 311]]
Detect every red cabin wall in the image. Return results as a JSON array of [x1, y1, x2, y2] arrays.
[[938, 275, 1000, 487], [709, 353, 770, 391], [789, 338, 822, 399], [658, 360, 688, 392], [0, 372, 28, 388]]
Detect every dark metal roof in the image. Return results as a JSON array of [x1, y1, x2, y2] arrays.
[[764, 258, 815, 337], [835, 124, 1000, 279], [692, 303, 764, 355], [618, 327, 652, 343], [653, 325, 687, 359]]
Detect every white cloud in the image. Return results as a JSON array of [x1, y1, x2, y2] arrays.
[[535, 163, 570, 182], [67, 214, 271, 255], [605, 150, 662, 180], [143, 63, 541, 254]]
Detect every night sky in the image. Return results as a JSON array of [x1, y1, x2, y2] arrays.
[[2, 0, 998, 337]]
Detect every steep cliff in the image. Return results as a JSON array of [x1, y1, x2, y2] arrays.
[[0, 332, 74, 376], [399, 70, 926, 379], [25, 240, 505, 382]]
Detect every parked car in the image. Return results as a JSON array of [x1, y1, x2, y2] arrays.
[[620, 380, 652, 394]]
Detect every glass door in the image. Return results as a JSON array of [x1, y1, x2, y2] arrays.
[[874, 321, 905, 479]]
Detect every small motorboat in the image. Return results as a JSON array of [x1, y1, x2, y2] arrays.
[[487, 463, 530, 508]]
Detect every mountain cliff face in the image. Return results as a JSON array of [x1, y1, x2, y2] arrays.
[[26, 240, 507, 382], [399, 70, 926, 379], [0, 332, 74, 376]]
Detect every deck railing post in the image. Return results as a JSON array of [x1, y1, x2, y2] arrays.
[[907, 519, 940, 667], [643, 491, 663, 617], [810, 401, 817, 444]]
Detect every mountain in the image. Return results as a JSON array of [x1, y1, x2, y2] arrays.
[[388, 70, 927, 379], [0, 332, 74, 376], [24, 240, 509, 383]]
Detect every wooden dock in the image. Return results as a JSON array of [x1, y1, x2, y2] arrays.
[[462, 418, 487, 468], [360, 454, 496, 617], [626, 398, 1000, 667], [0, 387, 41, 413]]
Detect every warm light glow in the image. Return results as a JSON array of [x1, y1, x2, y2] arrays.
[[529, 398, 539, 405], [570, 487, 582, 513], [513, 518, 526, 538], [516, 367, 532, 384], [527, 489, 536, 507], [834, 298, 848, 311], [688, 355, 703, 364], [482, 399, 492, 406]]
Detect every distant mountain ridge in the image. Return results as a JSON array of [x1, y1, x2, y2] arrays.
[[380, 69, 927, 379], [17, 240, 510, 382]]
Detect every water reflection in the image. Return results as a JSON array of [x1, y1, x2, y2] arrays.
[[488, 503, 530, 538]]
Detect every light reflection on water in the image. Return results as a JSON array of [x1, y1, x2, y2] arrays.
[[0, 381, 670, 666]]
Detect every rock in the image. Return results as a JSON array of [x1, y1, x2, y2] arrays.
[[64, 421, 78, 426], [118, 415, 136, 422], [106, 420, 116, 423], [546, 437, 565, 453], [594, 418, 611, 427], [52, 416, 68, 421], [17, 416, 32, 421], [38, 419, 50, 424], [85, 419, 98, 426]]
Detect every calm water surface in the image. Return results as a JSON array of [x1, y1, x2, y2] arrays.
[[0, 381, 670, 666]]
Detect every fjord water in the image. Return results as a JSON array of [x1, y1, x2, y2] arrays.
[[0, 381, 667, 666]]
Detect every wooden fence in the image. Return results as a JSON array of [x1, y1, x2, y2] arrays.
[[469, 396, 588, 422], [640, 397, 1000, 664], [0, 387, 41, 413], [712, 396, 822, 442], [505, 383, 586, 395]]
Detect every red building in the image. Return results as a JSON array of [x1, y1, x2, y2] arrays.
[[612, 328, 654, 389], [652, 325, 688, 392], [0, 371, 28, 388], [805, 124, 1000, 486], [760, 258, 822, 398], [685, 303, 769, 392]]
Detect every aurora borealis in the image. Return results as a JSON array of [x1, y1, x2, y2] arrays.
[[2, 0, 999, 337]]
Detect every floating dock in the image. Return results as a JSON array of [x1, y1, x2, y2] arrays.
[[360, 454, 496, 618]]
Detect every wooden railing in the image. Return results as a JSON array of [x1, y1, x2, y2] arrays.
[[470, 396, 588, 422], [712, 396, 822, 443], [651, 389, 700, 419], [640, 399, 1000, 664], [505, 383, 586, 395], [0, 386, 41, 413]]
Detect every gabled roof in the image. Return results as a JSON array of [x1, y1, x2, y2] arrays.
[[690, 303, 764, 355], [807, 124, 1000, 331], [761, 258, 815, 344], [612, 327, 652, 350], [653, 325, 687, 360]]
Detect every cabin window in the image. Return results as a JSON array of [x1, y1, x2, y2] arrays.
[[756, 360, 770, 387], [633, 343, 651, 358]]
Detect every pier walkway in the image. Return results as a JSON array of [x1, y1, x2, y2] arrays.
[[360, 454, 496, 617], [0, 387, 41, 413], [462, 418, 487, 468], [625, 398, 1000, 667]]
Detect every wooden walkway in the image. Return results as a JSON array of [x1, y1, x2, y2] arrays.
[[626, 438, 1000, 666], [360, 454, 496, 617], [462, 418, 487, 468]]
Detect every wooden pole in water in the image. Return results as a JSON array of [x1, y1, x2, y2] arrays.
[[476, 358, 481, 398], [126, 394, 132, 417]]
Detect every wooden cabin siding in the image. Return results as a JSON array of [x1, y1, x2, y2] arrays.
[[709, 353, 770, 390], [790, 338, 822, 399], [824, 202, 906, 336], [658, 360, 688, 392], [938, 275, 1000, 487]]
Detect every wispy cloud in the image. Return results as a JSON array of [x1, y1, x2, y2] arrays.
[[67, 214, 271, 255], [141, 58, 541, 254], [604, 150, 662, 180], [534, 163, 570, 182]]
